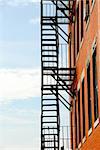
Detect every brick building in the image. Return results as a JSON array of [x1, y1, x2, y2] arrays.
[[70, 0, 100, 149]]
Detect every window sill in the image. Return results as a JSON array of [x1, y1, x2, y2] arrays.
[[80, 38, 84, 49], [88, 127, 92, 136], [82, 136, 86, 144], [94, 118, 99, 128], [78, 142, 81, 149], [85, 17, 90, 32], [91, 0, 96, 14], [76, 51, 80, 64]]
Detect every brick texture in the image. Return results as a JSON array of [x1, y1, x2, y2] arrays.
[[70, 0, 100, 149]]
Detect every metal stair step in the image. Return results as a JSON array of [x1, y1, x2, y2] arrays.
[[41, 140, 58, 142], [42, 67, 57, 69], [42, 39, 56, 41], [43, 133, 58, 135], [42, 60, 57, 62], [42, 99, 57, 101], [42, 116, 57, 118], [42, 87, 57, 90], [42, 34, 56, 36], [42, 28, 55, 31], [42, 16, 55, 20], [42, 93, 54, 95], [42, 109, 57, 112], [42, 43, 56, 46], [42, 50, 57, 52], [43, 104, 57, 106], [42, 55, 57, 57], [42, 127, 57, 129], [43, 146, 58, 148], [43, 123, 57, 125], [42, 22, 56, 25]]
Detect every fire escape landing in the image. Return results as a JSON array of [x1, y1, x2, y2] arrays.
[[41, 0, 76, 149]]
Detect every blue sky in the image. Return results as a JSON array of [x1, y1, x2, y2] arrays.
[[0, 1, 40, 68], [0, 1, 70, 150], [0, 1, 41, 150]]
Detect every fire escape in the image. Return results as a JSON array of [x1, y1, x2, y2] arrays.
[[41, 0, 76, 149]]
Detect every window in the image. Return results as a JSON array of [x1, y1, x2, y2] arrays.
[[71, 111, 73, 149], [92, 49, 98, 121], [81, 0, 84, 40], [75, 100, 78, 148], [69, 40, 72, 67], [77, 4, 79, 54], [78, 89, 81, 143], [87, 63, 92, 129], [82, 79, 85, 138], [74, 23, 75, 65], [85, 0, 90, 23], [91, 0, 95, 5]]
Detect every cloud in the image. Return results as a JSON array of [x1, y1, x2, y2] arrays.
[[0, 68, 41, 101], [0, 114, 34, 125]]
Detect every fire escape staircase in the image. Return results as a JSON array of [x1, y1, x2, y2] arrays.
[[41, 0, 76, 149]]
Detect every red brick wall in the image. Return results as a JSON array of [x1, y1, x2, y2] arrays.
[[70, 0, 100, 149]]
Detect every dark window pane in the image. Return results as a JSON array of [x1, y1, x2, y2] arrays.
[[81, 0, 84, 40], [74, 23, 75, 65], [87, 63, 92, 129], [93, 49, 98, 121], [86, 0, 90, 22], [78, 90, 81, 143], [82, 79, 85, 137], [77, 4, 79, 54], [75, 100, 77, 148]]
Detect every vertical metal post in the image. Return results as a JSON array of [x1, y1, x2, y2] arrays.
[[54, 135, 56, 150], [67, 126, 69, 150], [56, 0, 60, 149], [62, 126, 64, 148], [41, 0, 43, 149]]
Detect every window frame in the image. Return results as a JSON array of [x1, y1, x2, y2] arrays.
[[82, 79, 85, 138], [92, 48, 99, 122], [87, 62, 92, 130], [75, 100, 78, 148], [85, 0, 90, 23], [78, 89, 81, 144], [77, 4, 79, 54], [81, 0, 84, 41]]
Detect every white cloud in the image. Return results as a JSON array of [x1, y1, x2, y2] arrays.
[[0, 68, 41, 101], [0, 114, 34, 125]]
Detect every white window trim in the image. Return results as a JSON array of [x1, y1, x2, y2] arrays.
[[81, 69, 85, 82], [82, 136, 86, 144], [90, 0, 96, 14], [80, 37, 84, 49], [85, 17, 90, 31], [78, 142, 82, 149], [77, 80, 80, 91], [86, 55, 90, 69], [94, 118, 99, 128], [88, 128, 92, 136], [92, 35, 97, 55]]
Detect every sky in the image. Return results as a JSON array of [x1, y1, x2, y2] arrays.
[[0, 0, 70, 150], [0, 0, 41, 150]]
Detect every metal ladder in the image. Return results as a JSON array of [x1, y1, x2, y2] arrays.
[[41, 0, 76, 149], [41, 1, 60, 149]]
